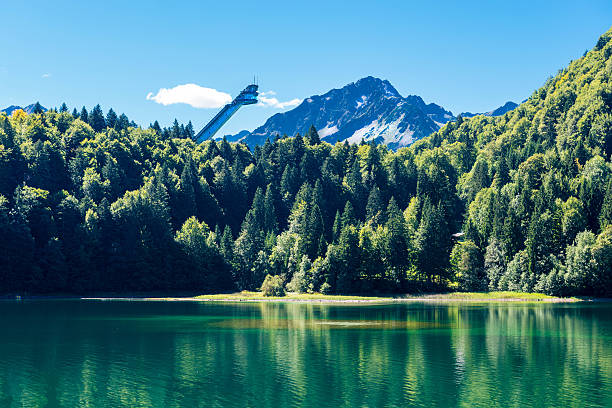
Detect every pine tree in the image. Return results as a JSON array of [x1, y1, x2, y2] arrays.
[[79, 107, 88, 123], [341, 201, 357, 228], [195, 178, 222, 228], [106, 108, 118, 129], [171, 119, 181, 138], [185, 121, 195, 139], [89, 105, 106, 132], [306, 125, 320, 145], [492, 157, 510, 188], [151, 120, 162, 134], [362, 144, 386, 190], [366, 186, 385, 225], [345, 159, 366, 217], [280, 164, 298, 199], [220, 225, 235, 264], [332, 210, 342, 243], [175, 161, 197, 226], [32, 102, 44, 114], [304, 203, 324, 259], [235, 210, 265, 290], [263, 184, 277, 233], [249, 187, 266, 230], [291, 133, 305, 163], [384, 197, 410, 284], [415, 199, 450, 285], [299, 149, 318, 182], [329, 224, 360, 293], [117, 113, 129, 131]]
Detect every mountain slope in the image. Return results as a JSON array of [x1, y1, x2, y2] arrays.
[[1, 103, 47, 115], [228, 77, 454, 150]]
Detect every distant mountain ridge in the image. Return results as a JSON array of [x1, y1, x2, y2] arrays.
[[226, 77, 517, 150], [460, 101, 518, 118], [226, 77, 453, 150], [1, 103, 47, 115]]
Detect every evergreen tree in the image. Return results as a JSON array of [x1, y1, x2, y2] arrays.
[[185, 121, 195, 139], [366, 186, 385, 225], [263, 184, 278, 233], [306, 125, 321, 145], [332, 210, 342, 243], [89, 104, 106, 132], [117, 113, 130, 131], [32, 102, 45, 114], [171, 119, 181, 138], [384, 197, 410, 285], [340, 201, 357, 228], [79, 107, 88, 123], [415, 199, 450, 285], [175, 161, 197, 226], [106, 108, 118, 129], [151, 120, 162, 134]]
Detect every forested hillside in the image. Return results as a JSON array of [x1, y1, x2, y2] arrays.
[[1, 30, 611, 296], [414, 28, 612, 296]]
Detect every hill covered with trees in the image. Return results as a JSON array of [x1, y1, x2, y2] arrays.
[[1, 29, 611, 296]]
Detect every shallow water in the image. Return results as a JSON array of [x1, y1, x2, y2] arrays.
[[0, 300, 611, 407]]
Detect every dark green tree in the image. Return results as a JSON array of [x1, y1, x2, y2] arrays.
[[89, 104, 106, 132]]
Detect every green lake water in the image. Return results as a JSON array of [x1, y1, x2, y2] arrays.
[[0, 300, 611, 407]]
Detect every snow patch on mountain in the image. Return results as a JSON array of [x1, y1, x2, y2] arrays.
[[318, 124, 339, 137], [356, 95, 368, 109]]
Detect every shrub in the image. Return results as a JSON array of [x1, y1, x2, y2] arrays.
[[320, 281, 332, 295], [260, 274, 285, 297]]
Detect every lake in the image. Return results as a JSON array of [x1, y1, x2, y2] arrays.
[[0, 300, 611, 407]]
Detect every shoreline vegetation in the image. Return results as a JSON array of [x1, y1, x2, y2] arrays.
[[74, 291, 589, 303]]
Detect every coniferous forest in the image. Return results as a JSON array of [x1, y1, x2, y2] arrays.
[[1, 30, 612, 297]]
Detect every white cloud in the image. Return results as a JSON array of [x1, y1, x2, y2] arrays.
[[259, 90, 277, 96], [41, 73, 51, 78], [146, 83, 232, 109], [258, 96, 302, 109]]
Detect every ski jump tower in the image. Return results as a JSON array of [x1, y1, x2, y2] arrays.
[[194, 83, 259, 143]]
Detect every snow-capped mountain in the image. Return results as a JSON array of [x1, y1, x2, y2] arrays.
[[226, 77, 454, 150], [1, 103, 47, 115]]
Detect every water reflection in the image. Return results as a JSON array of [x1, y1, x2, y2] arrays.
[[0, 301, 610, 407]]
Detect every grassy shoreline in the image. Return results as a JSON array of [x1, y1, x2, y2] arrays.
[[80, 291, 586, 303]]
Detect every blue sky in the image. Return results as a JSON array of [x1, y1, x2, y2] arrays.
[[1, 1, 611, 135]]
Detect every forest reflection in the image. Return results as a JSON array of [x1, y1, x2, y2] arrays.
[[0, 301, 610, 407]]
